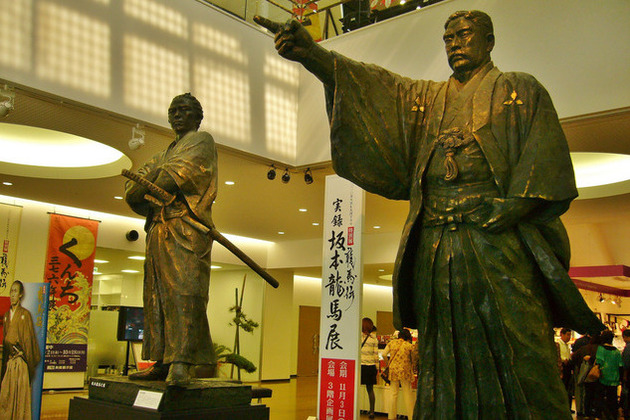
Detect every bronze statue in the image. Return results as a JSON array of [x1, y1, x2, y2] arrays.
[[124, 93, 217, 387], [256, 10, 604, 418]]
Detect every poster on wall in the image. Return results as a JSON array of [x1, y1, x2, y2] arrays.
[[318, 175, 364, 420], [0, 203, 23, 295], [43, 214, 98, 373], [0, 282, 50, 420]]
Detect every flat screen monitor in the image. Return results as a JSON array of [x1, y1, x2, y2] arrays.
[[117, 306, 144, 342]]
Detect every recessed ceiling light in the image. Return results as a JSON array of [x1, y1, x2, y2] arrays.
[[2, 182, 12, 186], [0, 123, 130, 179], [211, 265, 222, 270], [225, 181, 235, 185], [278, 231, 285, 235], [378, 269, 385, 272], [128, 256, 145, 261], [121, 269, 140, 273], [312, 222, 320, 226], [373, 225, 381, 229], [299, 208, 307, 212], [94, 259, 109, 264], [572, 152, 630, 199], [114, 196, 123, 200]]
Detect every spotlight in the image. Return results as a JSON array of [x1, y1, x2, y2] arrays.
[[126, 230, 139, 241], [0, 85, 15, 118], [598, 293, 605, 303], [128, 124, 145, 150], [267, 165, 276, 180], [304, 168, 313, 185], [282, 168, 290, 184]]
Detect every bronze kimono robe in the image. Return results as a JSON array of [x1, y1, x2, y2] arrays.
[[325, 54, 603, 419], [126, 130, 218, 366]]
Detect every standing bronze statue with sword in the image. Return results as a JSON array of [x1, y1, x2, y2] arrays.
[[123, 93, 277, 387]]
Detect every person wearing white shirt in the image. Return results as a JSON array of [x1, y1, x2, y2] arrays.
[[361, 318, 379, 418]]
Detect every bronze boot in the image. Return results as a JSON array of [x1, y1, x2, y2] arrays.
[[166, 362, 192, 387], [128, 361, 170, 381]]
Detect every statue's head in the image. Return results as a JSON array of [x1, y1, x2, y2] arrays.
[[443, 10, 495, 75], [168, 93, 204, 137]]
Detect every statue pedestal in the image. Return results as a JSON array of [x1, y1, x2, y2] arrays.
[[68, 375, 269, 419]]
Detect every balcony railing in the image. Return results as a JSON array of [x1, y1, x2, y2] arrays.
[[198, 0, 445, 40]]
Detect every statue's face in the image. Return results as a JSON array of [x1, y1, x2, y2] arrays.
[[168, 97, 200, 137], [443, 17, 493, 74]]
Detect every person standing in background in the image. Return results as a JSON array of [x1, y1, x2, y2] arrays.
[[382, 329, 418, 420], [571, 332, 602, 419], [556, 328, 573, 410], [595, 330, 623, 420], [572, 333, 591, 354], [361, 318, 379, 418]]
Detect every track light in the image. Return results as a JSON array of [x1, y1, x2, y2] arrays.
[[267, 165, 276, 180], [128, 124, 145, 150], [304, 168, 313, 185], [281, 168, 290, 184], [0, 85, 15, 118], [598, 293, 605, 303]]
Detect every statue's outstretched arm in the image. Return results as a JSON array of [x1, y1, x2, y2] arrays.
[[254, 16, 335, 87]]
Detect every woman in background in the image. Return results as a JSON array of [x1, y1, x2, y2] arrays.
[[361, 318, 378, 418], [382, 329, 418, 420], [0, 280, 40, 420]]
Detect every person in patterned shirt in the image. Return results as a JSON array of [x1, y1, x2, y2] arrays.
[[382, 329, 418, 419]]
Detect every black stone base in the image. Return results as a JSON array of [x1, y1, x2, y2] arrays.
[[88, 375, 251, 411], [68, 397, 270, 420]]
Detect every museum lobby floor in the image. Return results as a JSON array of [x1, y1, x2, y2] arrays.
[[40, 376, 581, 419], [40, 376, 387, 419]]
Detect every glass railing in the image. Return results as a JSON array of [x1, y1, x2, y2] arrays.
[[198, 0, 445, 41]]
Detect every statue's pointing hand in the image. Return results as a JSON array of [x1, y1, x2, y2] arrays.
[[254, 16, 315, 64]]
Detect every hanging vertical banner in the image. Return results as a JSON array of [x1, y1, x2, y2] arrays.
[[43, 214, 98, 372], [318, 175, 364, 420], [0, 282, 50, 420], [0, 203, 23, 295]]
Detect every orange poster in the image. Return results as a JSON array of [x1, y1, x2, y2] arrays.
[[43, 214, 98, 372]]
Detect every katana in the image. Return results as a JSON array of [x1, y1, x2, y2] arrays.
[[122, 169, 280, 288]]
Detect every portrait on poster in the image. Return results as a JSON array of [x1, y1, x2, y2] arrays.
[[0, 282, 50, 420]]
